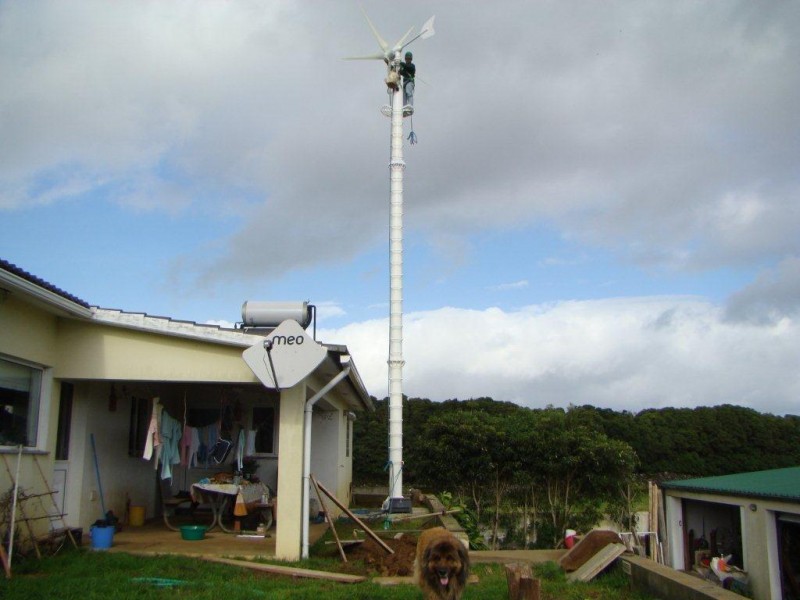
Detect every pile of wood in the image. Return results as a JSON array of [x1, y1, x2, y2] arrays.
[[558, 529, 626, 583]]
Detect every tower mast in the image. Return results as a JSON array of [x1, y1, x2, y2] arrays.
[[387, 77, 405, 502], [345, 11, 434, 507]]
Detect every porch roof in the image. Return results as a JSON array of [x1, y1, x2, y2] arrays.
[[662, 466, 800, 502], [1, 257, 373, 412]]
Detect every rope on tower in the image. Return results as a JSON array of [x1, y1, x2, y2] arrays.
[[408, 115, 418, 145]]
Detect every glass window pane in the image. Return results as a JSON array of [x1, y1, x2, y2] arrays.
[[0, 357, 42, 447], [252, 406, 275, 454]]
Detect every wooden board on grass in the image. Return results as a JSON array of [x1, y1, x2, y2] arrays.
[[198, 556, 366, 583], [567, 543, 626, 583]]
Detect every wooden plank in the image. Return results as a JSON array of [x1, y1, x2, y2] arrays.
[[314, 479, 394, 555], [567, 543, 626, 583], [0, 543, 10, 579], [310, 474, 347, 563], [389, 509, 461, 523], [198, 556, 366, 583], [324, 540, 364, 547]]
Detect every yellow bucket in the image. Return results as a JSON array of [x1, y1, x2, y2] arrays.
[[129, 505, 145, 526]]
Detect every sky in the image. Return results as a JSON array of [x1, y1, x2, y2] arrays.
[[1, 1, 799, 415]]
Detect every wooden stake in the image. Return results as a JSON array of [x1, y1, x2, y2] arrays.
[[0, 543, 10, 579], [505, 563, 539, 600], [310, 474, 347, 563], [389, 508, 461, 523], [313, 479, 394, 555]]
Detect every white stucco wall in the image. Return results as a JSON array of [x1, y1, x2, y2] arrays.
[[54, 320, 257, 383]]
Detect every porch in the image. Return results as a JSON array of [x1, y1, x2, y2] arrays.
[[101, 519, 330, 559]]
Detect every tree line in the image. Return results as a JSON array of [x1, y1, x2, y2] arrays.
[[352, 398, 800, 548]]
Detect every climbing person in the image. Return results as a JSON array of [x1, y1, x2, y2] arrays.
[[398, 51, 415, 111]]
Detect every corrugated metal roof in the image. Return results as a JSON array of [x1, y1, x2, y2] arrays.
[[662, 466, 800, 501]]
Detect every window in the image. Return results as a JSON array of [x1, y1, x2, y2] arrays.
[[252, 406, 276, 455], [128, 396, 150, 458], [0, 356, 43, 447], [55, 382, 73, 460]]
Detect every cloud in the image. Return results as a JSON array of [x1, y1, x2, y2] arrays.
[[488, 280, 529, 291], [3, 1, 798, 288], [315, 301, 346, 322], [321, 296, 800, 415], [725, 257, 800, 324]]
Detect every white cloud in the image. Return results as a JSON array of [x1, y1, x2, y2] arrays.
[[488, 280, 529, 291], [321, 296, 800, 415], [204, 319, 236, 330], [314, 302, 346, 322], [3, 1, 799, 284], [725, 257, 800, 325]]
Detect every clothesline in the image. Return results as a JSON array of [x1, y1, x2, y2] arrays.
[[141, 397, 257, 479]]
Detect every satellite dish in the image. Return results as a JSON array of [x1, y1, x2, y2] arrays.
[[343, 7, 435, 62], [242, 319, 327, 390]]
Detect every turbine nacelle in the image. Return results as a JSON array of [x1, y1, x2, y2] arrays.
[[344, 8, 435, 63]]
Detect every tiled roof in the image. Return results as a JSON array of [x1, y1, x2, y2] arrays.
[[0, 257, 90, 308], [662, 466, 800, 501]]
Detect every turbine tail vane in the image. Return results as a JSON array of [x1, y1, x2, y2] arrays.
[[420, 16, 435, 40], [397, 16, 436, 50]]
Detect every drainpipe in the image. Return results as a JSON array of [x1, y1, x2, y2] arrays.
[[302, 365, 351, 559]]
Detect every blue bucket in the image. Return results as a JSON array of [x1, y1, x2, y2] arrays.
[[90, 525, 115, 550]]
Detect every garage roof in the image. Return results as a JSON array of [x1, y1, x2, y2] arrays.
[[662, 466, 800, 501]]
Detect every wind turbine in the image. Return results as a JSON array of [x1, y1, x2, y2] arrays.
[[347, 9, 435, 510]]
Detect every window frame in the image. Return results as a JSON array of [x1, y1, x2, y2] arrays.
[[0, 354, 50, 450]]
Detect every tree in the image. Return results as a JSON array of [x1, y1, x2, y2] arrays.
[[522, 409, 638, 546]]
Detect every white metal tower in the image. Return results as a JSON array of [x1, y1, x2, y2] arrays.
[[346, 10, 435, 504]]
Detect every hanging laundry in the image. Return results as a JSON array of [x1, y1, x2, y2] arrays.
[[245, 429, 257, 456], [189, 427, 200, 468], [180, 424, 192, 467], [142, 397, 163, 463], [159, 411, 183, 480]]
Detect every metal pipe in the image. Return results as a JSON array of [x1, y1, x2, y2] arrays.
[[301, 366, 351, 559]]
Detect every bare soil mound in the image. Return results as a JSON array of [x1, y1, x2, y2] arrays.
[[345, 535, 418, 576]]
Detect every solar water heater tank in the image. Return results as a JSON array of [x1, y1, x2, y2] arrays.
[[241, 301, 312, 329]]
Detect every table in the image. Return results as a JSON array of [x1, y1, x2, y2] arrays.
[[191, 482, 272, 533]]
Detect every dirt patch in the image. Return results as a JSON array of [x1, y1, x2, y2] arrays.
[[344, 534, 418, 576]]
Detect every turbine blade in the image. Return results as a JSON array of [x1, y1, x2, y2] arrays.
[[393, 25, 416, 52], [360, 5, 389, 51], [420, 15, 436, 39], [342, 53, 386, 61]]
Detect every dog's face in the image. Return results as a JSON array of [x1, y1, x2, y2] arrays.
[[422, 539, 468, 593]]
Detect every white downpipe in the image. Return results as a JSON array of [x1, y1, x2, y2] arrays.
[[387, 83, 405, 501], [301, 366, 351, 559]]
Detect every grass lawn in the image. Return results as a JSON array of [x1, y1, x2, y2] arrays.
[[0, 548, 657, 599]]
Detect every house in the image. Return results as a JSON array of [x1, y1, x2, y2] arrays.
[[662, 467, 800, 600], [0, 258, 372, 560]]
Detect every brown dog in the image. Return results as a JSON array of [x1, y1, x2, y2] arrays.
[[414, 527, 470, 600]]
